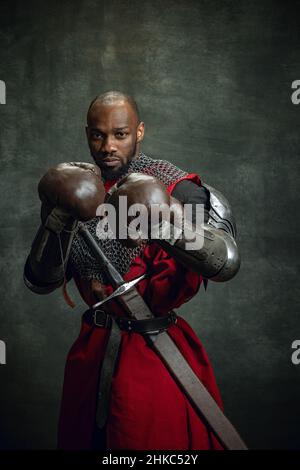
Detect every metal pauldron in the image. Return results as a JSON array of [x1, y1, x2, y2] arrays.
[[199, 183, 240, 281], [202, 183, 237, 239], [159, 183, 241, 282]]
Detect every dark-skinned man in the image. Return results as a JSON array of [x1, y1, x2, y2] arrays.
[[24, 91, 242, 450]]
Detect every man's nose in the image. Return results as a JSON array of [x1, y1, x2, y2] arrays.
[[102, 136, 117, 154]]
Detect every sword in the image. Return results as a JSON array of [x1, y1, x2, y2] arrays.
[[92, 275, 147, 309], [77, 222, 247, 450]]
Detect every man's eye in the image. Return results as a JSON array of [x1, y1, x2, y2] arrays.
[[116, 132, 128, 138], [92, 132, 103, 140]]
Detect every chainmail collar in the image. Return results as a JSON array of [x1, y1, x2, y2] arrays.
[[69, 152, 188, 283]]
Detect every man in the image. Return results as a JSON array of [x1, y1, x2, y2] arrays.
[[24, 91, 241, 450]]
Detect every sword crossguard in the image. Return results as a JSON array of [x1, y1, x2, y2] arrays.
[[91, 274, 147, 309]]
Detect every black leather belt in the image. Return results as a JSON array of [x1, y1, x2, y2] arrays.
[[89, 308, 177, 334]]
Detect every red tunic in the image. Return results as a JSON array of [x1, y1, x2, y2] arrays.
[[57, 173, 224, 450]]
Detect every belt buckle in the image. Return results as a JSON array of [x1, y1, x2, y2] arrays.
[[170, 311, 177, 325], [160, 311, 177, 332], [93, 309, 111, 328], [143, 311, 177, 336]]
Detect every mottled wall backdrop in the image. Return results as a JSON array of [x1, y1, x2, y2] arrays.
[[0, 0, 299, 449]]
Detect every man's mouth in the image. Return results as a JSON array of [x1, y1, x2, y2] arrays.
[[102, 158, 120, 167]]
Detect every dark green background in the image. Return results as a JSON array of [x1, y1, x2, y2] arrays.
[[0, 0, 299, 450]]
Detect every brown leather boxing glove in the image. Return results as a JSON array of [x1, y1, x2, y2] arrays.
[[106, 173, 170, 208], [24, 162, 105, 295], [104, 173, 180, 247], [39, 162, 105, 227]]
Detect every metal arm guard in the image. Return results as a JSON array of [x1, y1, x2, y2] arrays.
[[157, 184, 240, 282], [23, 207, 77, 294]]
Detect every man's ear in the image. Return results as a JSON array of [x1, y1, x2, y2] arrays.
[[85, 126, 89, 140], [136, 122, 145, 143]]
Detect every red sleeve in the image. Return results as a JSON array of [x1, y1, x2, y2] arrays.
[[136, 242, 204, 315], [167, 172, 202, 193]]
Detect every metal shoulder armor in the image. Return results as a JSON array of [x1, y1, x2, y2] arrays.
[[201, 183, 240, 281], [203, 183, 237, 239], [158, 182, 241, 282]]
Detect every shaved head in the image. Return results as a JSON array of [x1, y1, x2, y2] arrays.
[[87, 91, 140, 125]]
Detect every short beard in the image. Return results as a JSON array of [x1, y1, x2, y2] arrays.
[[94, 142, 138, 182], [100, 161, 132, 182]]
